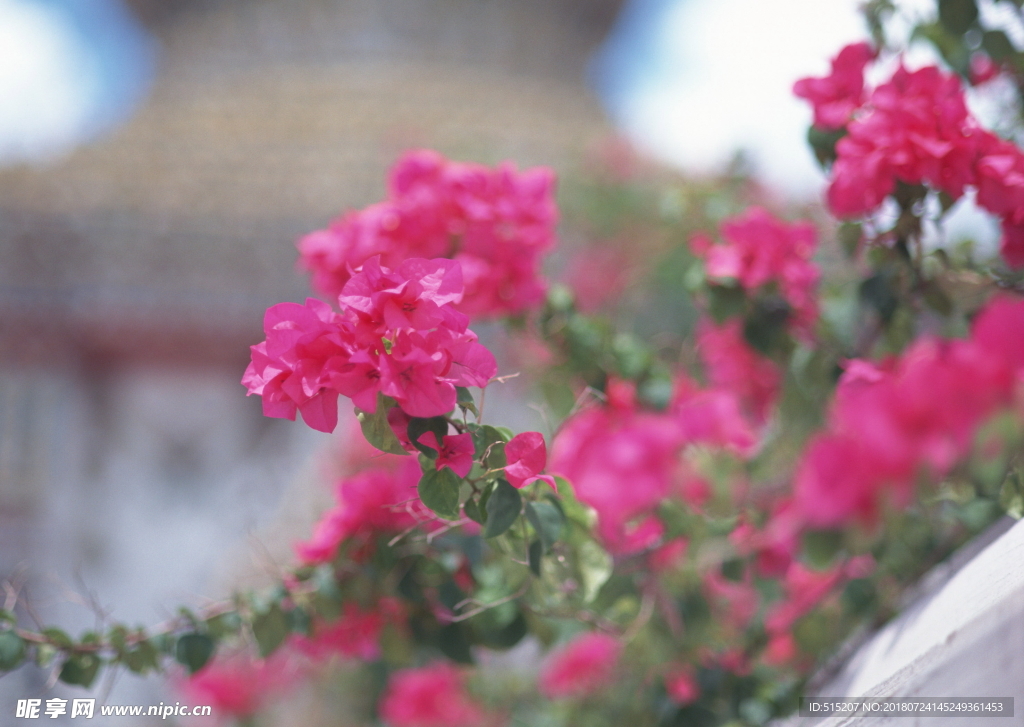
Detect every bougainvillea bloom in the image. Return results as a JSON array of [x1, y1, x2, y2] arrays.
[[244, 256, 497, 432], [794, 296, 1024, 527], [298, 149, 557, 318], [179, 651, 299, 721], [503, 431, 556, 489], [664, 665, 700, 705], [539, 632, 622, 699], [793, 42, 875, 130], [378, 663, 489, 727], [294, 458, 424, 565], [418, 432, 475, 478], [691, 208, 820, 332], [291, 600, 403, 662], [697, 320, 782, 422]]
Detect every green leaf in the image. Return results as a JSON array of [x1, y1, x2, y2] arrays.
[[407, 416, 449, 458], [743, 296, 791, 355], [842, 578, 877, 616], [252, 604, 289, 658], [807, 125, 848, 167], [473, 425, 509, 469], [42, 627, 73, 649], [0, 631, 26, 671], [482, 479, 522, 538], [938, 0, 978, 36], [802, 529, 844, 569], [123, 640, 159, 674], [437, 623, 474, 664], [463, 496, 486, 525], [999, 469, 1024, 519], [525, 501, 564, 552], [355, 394, 409, 455], [175, 633, 215, 675], [205, 612, 242, 640], [455, 387, 479, 417], [59, 652, 101, 688], [720, 558, 745, 582], [0, 610, 15, 626], [837, 222, 862, 258], [476, 611, 528, 650], [528, 540, 543, 576], [418, 467, 462, 520]]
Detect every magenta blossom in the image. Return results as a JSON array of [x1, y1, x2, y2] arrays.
[[378, 663, 490, 727], [503, 431, 556, 489], [418, 432, 475, 478], [539, 632, 622, 700]]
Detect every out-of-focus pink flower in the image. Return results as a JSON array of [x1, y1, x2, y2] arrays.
[[765, 562, 845, 635], [826, 64, 982, 218], [539, 632, 622, 700], [295, 458, 424, 564], [664, 664, 700, 705], [703, 571, 759, 631], [763, 633, 798, 666], [697, 320, 782, 423], [970, 53, 1001, 85], [379, 663, 490, 727], [551, 387, 683, 554], [791, 296, 1024, 528], [179, 650, 300, 722], [418, 432, 475, 478], [291, 601, 401, 663], [298, 149, 558, 319], [793, 42, 875, 129], [692, 208, 820, 333], [504, 431, 555, 489], [562, 246, 631, 313]]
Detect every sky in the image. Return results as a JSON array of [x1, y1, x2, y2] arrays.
[[0, 0, 153, 165]]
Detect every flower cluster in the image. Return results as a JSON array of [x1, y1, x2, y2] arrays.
[[794, 296, 1024, 527], [551, 378, 754, 554], [295, 457, 425, 565], [298, 149, 558, 318], [796, 47, 1024, 266], [539, 632, 622, 700], [242, 256, 497, 432], [697, 319, 782, 423], [691, 207, 820, 332], [379, 663, 492, 727]]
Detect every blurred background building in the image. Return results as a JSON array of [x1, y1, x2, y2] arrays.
[[0, 0, 621, 718]]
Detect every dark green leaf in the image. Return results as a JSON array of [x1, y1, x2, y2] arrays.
[[407, 416, 449, 458], [418, 467, 462, 520], [0, 610, 14, 626], [42, 628, 73, 649], [287, 607, 313, 636], [720, 558, 745, 582], [473, 425, 510, 468], [252, 604, 288, 658], [476, 611, 528, 650], [205, 612, 242, 640], [939, 0, 978, 35], [525, 501, 564, 552], [837, 222, 862, 258], [355, 394, 409, 455], [59, 653, 101, 688], [482, 479, 522, 538], [123, 640, 158, 674], [0, 631, 26, 671], [175, 633, 215, 675], [807, 125, 848, 167], [463, 496, 486, 525], [528, 540, 543, 576], [860, 270, 900, 323], [743, 296, 791, 355], [842, 578, 877, 616], [437, 622, 474, 664]]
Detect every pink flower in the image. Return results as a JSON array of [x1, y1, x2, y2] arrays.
[[245, 256, 498, 431], [298, 149, 557, 319], [765, 562, 845, 634], [378, 663, 490, 727], [178, 651, 300, 721], [503, 431, 555, 489], [551, 387, 684, 554], [697, 320, 782, 423], [418, 432, 475, 478], [539, 632, 622, 700], [763, 633, 798, 666], [664, 665, 700, 705], [703, 571, 760, 631], [692, 208, 820, 332], [291, 600, 402, 663], [827, 64, 982, 218], [794, 42, 875, 129], [295, 459, 424, 564]]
